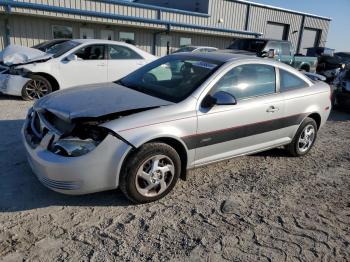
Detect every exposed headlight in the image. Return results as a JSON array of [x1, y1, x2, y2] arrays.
[[51, 125, 109, 157], [8, 67, 30, 76], [52, 137, 98, 157]]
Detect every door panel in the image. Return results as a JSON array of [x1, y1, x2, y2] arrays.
[[193, 94, 286, 165], [192, 63, 289, 165], [59, 44, 107, 88]]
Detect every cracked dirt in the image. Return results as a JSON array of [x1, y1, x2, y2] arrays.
[[0, 96, 349, 261]]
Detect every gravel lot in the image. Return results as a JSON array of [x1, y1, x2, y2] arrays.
[[0, 95, 349, 261]]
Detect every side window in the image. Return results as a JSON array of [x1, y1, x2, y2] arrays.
[[108, 45, 142, 60], [74, 45, 105, 60], [281, 43, 291, 55], [280, 69, 309, 91], [267, 41, 281, 55], [211, 64, 276, 100]]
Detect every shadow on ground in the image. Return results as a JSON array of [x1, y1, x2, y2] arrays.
[[0, 119, 129, 213], [0, 109, 349, 212]]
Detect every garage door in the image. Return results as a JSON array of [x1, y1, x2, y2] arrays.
[[265, 22, 288, 40], [299, 28, 320, 55]]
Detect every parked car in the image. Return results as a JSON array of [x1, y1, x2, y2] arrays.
[[173, 46, 218, 54], [221, 38, 318, 73], [22, 53, 331, 203], [333, 64, 350, 109], [335, 52, 350, 64], [0, 39, 156, 100], [305, 47, 343, 82]]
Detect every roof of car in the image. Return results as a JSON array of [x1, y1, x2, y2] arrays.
[[169, 52, 256, 63], [185, 46, 218, 49], [72, 39, 130, 45]]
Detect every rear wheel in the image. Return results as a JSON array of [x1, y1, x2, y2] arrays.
[[21, 75, 52, 101], [286, 117, 318, 157], [120, 143, 181, 204]]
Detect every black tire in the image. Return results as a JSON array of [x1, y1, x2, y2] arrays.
[[120, 143, 181, 204], [286, 117, 318, 157], [21, 75, 52, 101]]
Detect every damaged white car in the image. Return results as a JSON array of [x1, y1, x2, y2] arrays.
[[0, 39, 156, 100]]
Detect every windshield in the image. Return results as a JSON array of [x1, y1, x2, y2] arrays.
[[32, 40, 69, 52], [228, 39, 267, 53], [173, 47, 197, 53], [45, 40, 81, 58], [117, 56, 222, 103]]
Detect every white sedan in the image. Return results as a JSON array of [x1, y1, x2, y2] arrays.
[[0, 39, 156, 100]]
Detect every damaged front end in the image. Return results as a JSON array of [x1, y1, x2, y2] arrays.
[[24, 107, 134, 158], [0, 66, 31, 95]]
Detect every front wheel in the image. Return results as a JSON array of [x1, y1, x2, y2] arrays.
[[21, 75, 52, 101], [119, 143, 181, 204], [286, 117, 318, 157]]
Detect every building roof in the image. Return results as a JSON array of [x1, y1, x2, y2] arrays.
[[228, 0, 331, 21]]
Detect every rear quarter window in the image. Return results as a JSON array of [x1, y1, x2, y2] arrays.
[[280, 69, 309, 92]]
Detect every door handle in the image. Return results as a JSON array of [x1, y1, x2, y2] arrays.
[[97, 63, 106, 66], [266, 106, 279, 113]]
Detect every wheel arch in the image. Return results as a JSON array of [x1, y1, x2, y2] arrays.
[[29, 72, 60, 91], [120, 136, 189, 181], [307, 112, 321, 129]]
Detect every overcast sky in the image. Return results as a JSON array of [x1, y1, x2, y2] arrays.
[[248, 0, 349, 51]]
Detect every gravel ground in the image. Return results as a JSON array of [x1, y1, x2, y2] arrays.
[[0, 95, 349, 262]]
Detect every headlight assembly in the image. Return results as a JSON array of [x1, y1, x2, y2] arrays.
[[8, 67, 30, 76], [52, 138, 98, 157], [51, 125, 109, 157]]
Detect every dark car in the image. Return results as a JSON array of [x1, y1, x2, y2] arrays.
[[306, 47, 343, 82], [335, 52, 350, 64], [333, 65, 350, 110]]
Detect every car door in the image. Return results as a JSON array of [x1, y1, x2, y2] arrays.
[[59, 44, 108, 88], [107, 44, 146, 81], [194, 63, 287, 166]]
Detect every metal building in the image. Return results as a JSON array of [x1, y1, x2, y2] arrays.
[[0, 0, 331, 56]]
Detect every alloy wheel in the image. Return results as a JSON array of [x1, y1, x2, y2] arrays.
[[24, 79, 50, 99], [135, 155, 175, 197], [298, 124, 316, 153]]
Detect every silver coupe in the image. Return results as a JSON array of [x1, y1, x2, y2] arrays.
[[22, 53, 332, 203]]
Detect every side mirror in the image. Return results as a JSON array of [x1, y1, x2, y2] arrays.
[[202, 91, 237, 108], [66, 54, 78, 61]]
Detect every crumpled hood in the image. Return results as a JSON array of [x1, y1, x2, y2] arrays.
[[33, 82, 173, 121], [0, 44, 52, 66], [217, 49, 257, 56]]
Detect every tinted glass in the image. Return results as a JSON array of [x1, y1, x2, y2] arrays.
[[280, 69, 308, 91], [281, 43, 291, 55], [118, 56, 222, 103], [211, 64, 276, 100], [32, 39, 69, 52], [46, 40, 81, 58], [108, 45, 142, 59], [75, 45, 105, 60], [266, 41, 281, 54], [228, 39, 267, 53]]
